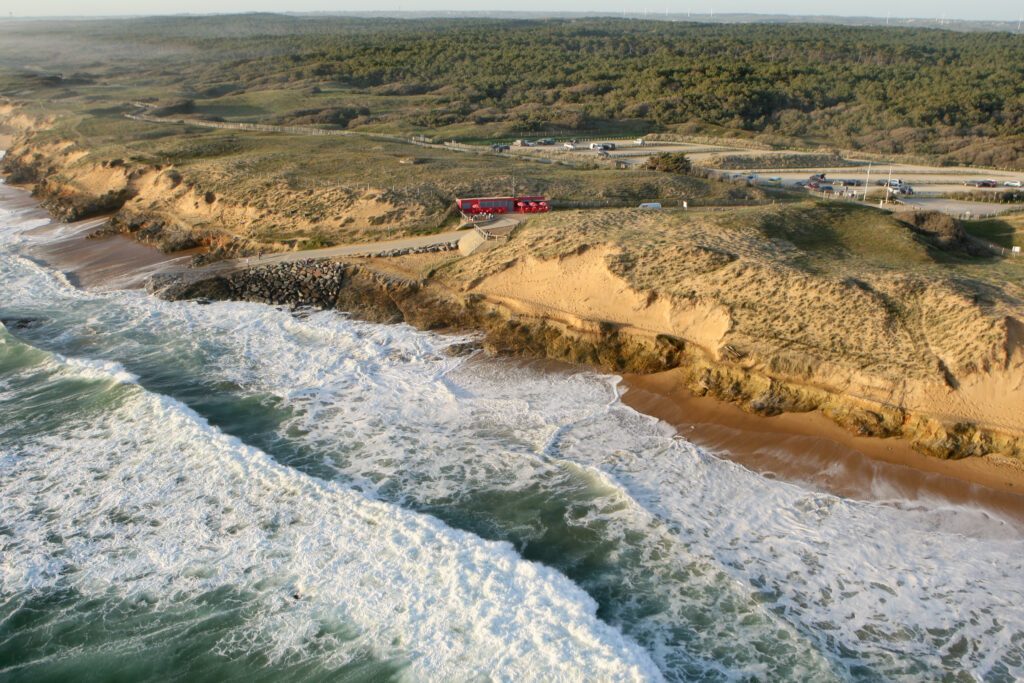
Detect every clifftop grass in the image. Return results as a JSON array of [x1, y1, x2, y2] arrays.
[[442, 202, 1024, 383]]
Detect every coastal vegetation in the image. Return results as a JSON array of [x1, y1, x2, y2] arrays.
[[1, 15, 1024, 167], [643, 152, 692, 175]]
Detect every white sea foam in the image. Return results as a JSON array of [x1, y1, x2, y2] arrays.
[[0, 344, 664, 681], [2, 198, 1023, 680], [49, 353, 140, 385], [133, 298, 1023, 680]]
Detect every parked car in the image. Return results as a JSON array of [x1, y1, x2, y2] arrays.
[[490, 144, 510, 152], [634, 138, 646, 146], [1004, 180, 1022, 187], [536, 138, 555, 146], [563, 142, 576, 150], [965, 179, 997, 188]]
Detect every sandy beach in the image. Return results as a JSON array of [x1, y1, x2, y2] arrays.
[[622, 369, 1024, 522], [0, 174, 200, 290]]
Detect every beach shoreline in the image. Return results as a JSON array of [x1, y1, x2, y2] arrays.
[[621, 370, 1024, 518], [3, 157, 1022, 520]]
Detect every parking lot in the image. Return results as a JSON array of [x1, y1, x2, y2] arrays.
[[489, 138, 1024, 216]]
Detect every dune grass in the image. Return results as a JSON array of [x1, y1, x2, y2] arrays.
[[963, 215, 1024, 250]]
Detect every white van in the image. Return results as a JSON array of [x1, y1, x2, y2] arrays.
[[638, 202, 662, 210]]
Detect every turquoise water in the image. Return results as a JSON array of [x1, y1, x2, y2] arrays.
[[1, 183, 1023, 682]]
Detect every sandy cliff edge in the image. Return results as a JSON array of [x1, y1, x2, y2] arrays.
[[458, 244, 1024, 462]]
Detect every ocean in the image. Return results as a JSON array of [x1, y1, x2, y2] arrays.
[[1, 177, 1022, 682]]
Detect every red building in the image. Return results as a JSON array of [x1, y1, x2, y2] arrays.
[[455, 196, 550, 215]]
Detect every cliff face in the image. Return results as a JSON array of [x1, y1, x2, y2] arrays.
[[151, 256, 1024, 462], [0, 104, 444, 259]]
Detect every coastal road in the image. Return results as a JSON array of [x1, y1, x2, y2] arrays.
[[892, 197, 1018, 218]]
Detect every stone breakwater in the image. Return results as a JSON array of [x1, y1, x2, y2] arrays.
[[353, 241, 459, 259], [150, 260, 1024, 462]]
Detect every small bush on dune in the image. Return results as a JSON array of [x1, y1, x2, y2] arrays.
[[644, 152, 692, 175]]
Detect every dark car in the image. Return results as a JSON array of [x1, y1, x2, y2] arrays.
[[490, 144, 510, 152]]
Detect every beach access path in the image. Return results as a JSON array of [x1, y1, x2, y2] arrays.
[[191, 229, 467, 276], [147, 228, 464, 289]]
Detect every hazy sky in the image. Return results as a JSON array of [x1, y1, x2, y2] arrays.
[[3, 1, 1021, 21]]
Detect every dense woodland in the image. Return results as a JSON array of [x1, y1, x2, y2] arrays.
[[2, 15, 1024, 167]]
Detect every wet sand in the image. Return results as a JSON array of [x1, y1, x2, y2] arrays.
[[29, 220, 199, 290], [0, 180, 198, 290], [622, 370, 1024, 524]]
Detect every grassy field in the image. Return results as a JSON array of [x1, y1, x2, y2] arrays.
[[964, 214, 1024, 250]]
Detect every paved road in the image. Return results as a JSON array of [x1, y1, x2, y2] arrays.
[[894, 197, 1017, 218]]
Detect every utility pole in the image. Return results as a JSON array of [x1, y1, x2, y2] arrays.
[[863, 162, 872, 202]]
